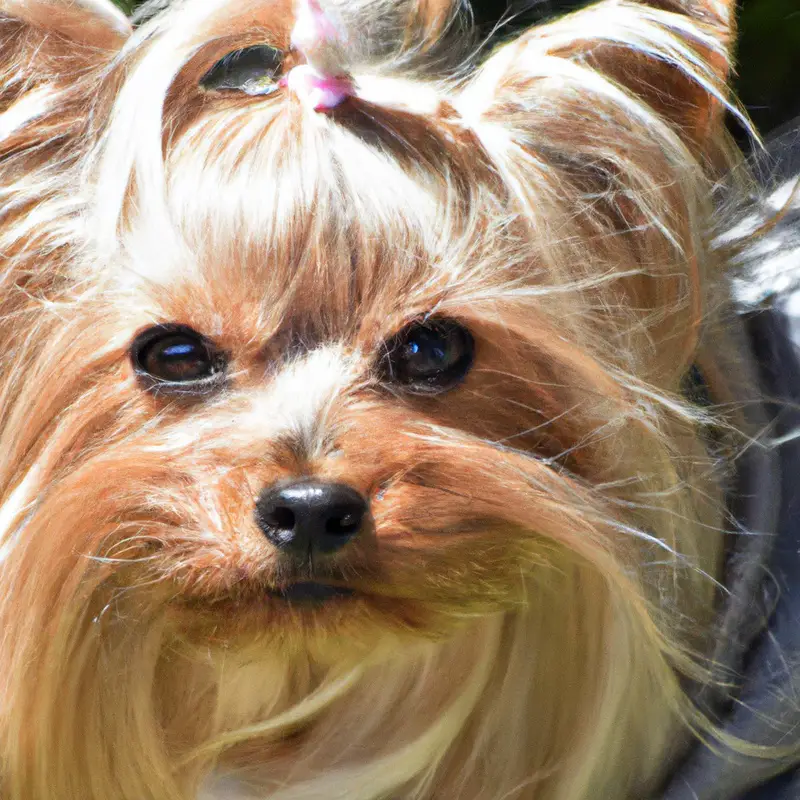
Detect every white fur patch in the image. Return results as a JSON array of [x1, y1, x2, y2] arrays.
[[143, 346, 358, 459], [0, 87, 55, 142], [239, 345, 356, 456], [354, 74, 442, 116], [0, 463, 41, 563]]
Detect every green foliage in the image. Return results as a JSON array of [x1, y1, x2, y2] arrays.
[[737, 0, 800, 135]]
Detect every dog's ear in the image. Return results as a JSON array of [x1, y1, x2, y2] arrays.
[[0, 0, 130, 119], [452, 0, 737, 386], [1, 0, 130, 51], [0, 0, 130, 161], [457, 0, 736, 156]]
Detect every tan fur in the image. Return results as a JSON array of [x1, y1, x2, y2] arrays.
[[0, 0, 764, 797]]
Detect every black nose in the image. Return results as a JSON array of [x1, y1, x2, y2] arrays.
[[255, 481, 367, 556]]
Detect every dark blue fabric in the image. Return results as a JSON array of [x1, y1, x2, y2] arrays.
[[663, 309, 800, 800], [735, 310, 800, 800], [744, 770, 798, 799]]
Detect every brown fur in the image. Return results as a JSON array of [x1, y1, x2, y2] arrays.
[[0, 0, 769, 797]]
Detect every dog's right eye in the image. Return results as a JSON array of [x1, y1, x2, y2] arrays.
[[131, 326, 225, 388], [200, 45, 284, 96]]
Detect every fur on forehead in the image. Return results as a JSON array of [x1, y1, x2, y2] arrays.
[[96, 0, 733, 210], [4, 0, 736, 369]]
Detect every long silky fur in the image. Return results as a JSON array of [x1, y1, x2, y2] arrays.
[[0, 0, 769, 798]]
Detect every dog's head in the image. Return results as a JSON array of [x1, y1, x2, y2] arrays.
[[0, 0, 739, 796]]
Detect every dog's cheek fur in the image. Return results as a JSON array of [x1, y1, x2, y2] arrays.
[[0, 0, 745, 798]]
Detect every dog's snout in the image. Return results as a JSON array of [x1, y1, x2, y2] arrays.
[[255, 481, 367, 556]]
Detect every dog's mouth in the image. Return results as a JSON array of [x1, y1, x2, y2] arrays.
[[267, 582, 357, 603]]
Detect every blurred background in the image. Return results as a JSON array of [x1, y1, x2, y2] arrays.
[[113, 0, 800, 142]]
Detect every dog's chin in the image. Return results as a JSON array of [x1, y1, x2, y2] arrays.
[[178, 577, 368, 613], [266, 581, 357, 603], [169, 578, 446, 650], [167, 567, 526, 654], [153, 542, 529, 647]]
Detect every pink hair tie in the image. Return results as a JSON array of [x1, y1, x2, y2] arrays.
[[287, 0, 354, 112], [286, 66, 353, 112]]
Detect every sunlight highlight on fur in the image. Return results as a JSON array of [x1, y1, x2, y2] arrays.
[[0, 0, 778, 797]]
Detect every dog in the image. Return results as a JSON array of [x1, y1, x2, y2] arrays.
[[0, 0, 785, 797]]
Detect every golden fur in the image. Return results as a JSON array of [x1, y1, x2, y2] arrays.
[[0, 0, 771, 797]]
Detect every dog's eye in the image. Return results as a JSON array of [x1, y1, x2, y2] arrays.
[[380, 319, 475, 394], [132, 326, 224, 387], [200, 45, 284, 96]]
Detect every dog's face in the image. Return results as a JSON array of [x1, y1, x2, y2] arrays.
[[0, 0, 739, 796], [22, 117, 616, 647]]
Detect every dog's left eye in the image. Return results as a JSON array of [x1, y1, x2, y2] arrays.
[[131, 326, 224, 388], [379, 319, 475, 394]]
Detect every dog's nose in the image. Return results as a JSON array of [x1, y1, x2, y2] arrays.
[[255, 481, 367, 556]]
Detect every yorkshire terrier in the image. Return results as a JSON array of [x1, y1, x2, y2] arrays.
[[0, 0, 779, 797]]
